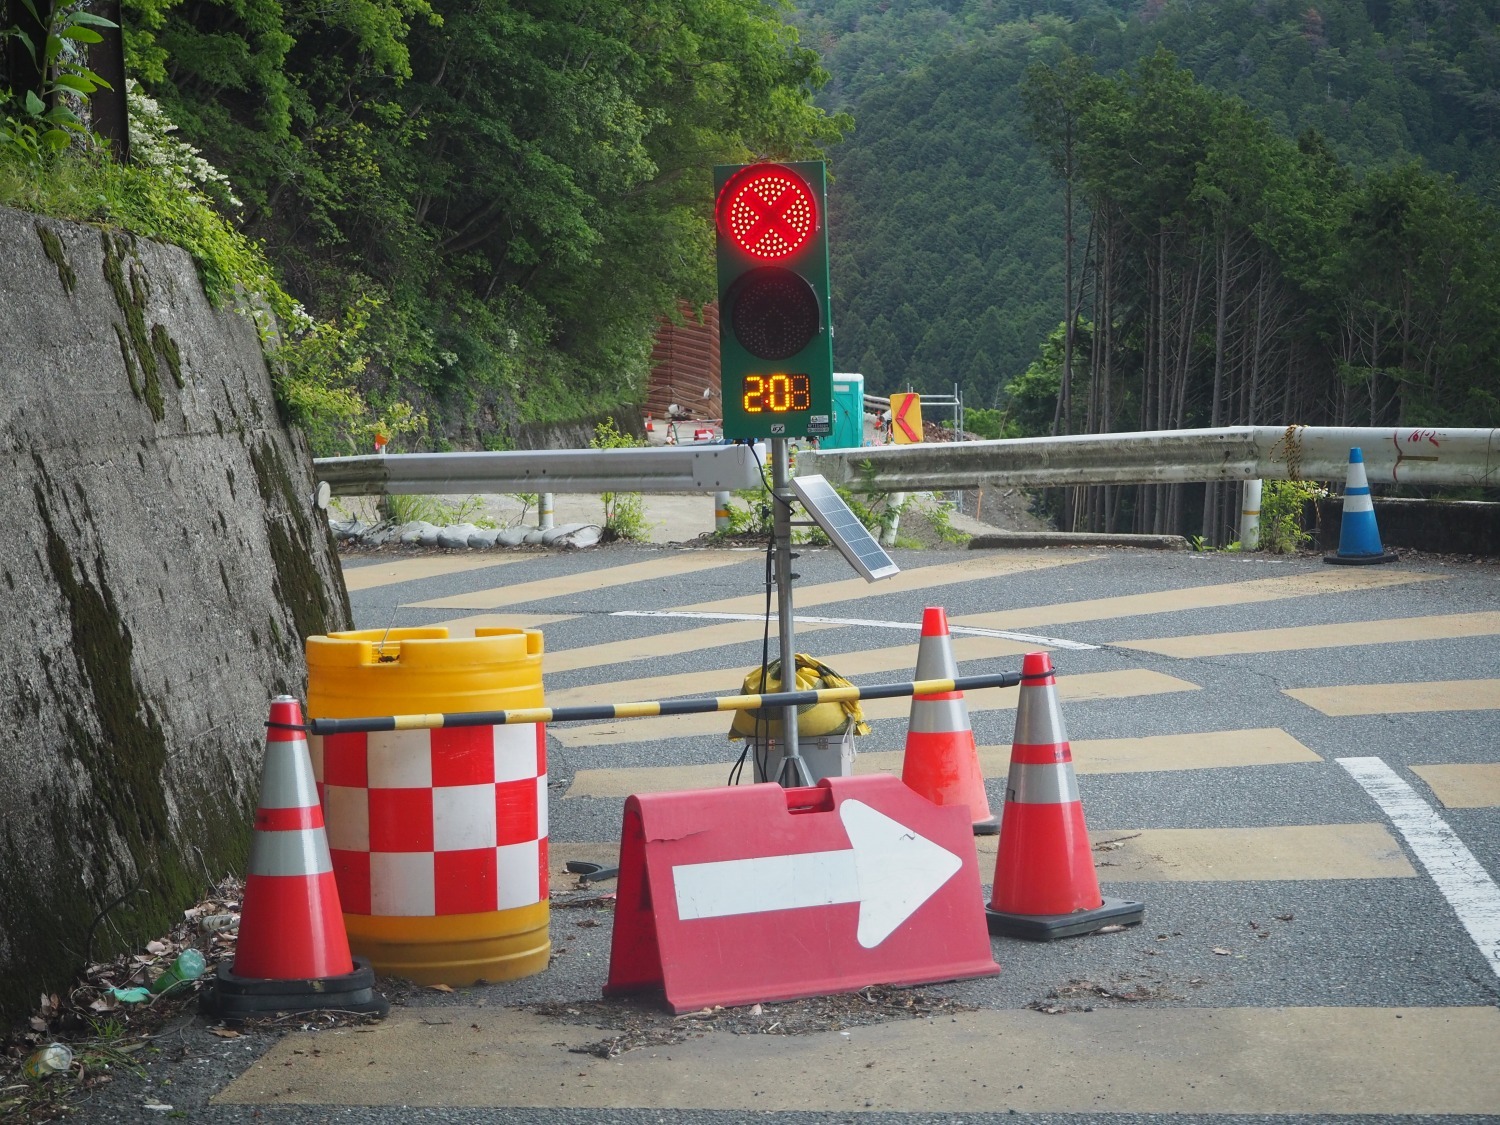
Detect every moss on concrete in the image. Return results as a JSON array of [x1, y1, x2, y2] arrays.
[[36, 488, 168, 849], [114, 322, 141, 400], [102, 232, 164, 421], [0, 816, 73, 1017], [10, 483, 241, 1014], [36, 223, 75, 294], [152, 324, 184, 389], [249, 439, 351, 642]]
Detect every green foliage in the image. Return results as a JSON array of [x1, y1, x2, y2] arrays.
[[13, 0, 1499, 492], [1000, 320, 1094, 437], [0, 107, 419, 460], [125, 80, 239, 210], [1258, 479, 1327, 554], [384, 493, 490, 527], [921, 495, 970, 546], [508, 493, 537, 524], [590, 418, 649, 540], [267, 293, 424, 456], [0, 0, 117, 161], [1189, 534, 1242, 553], [718, 487, 774, 539], [722, 472, 912, 547], [963, 406, 1019, 440], [110, 0, 847, 447], [825, 26, 1066, 404]]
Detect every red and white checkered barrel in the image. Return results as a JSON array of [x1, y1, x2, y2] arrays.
[[307, 627, 549, 985]]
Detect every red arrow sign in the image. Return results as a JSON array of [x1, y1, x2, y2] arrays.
[[605, 775, 998, 1012], [892, 392, 923, 443]]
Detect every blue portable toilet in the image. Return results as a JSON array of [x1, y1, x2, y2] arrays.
[[829, 373, 865, 449]]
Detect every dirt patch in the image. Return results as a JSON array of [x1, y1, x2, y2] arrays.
[[523, 984, 979, 1059], [1027, 973, 1183, 1015]]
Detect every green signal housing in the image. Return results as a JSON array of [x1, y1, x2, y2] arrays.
[[715, 161, 834, 441]]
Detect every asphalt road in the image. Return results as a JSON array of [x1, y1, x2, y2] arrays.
[[72, 541, 1500, 1123]]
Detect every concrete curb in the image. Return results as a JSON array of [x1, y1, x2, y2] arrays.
[[968, 531, 1190, 551]]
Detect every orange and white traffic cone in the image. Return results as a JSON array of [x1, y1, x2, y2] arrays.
[[901, 607, 998, 835], [986, 653, 1144, 940], [201, 696, 388, 1021]]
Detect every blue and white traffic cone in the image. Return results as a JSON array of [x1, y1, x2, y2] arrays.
[[1324, 447, 1398, 565]]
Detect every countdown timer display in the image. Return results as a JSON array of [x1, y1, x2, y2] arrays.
[[742, 373, 811, 414]]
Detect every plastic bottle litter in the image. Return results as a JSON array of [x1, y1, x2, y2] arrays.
[[23, 1043, 73, 1078], [149, 948, 207, 995]]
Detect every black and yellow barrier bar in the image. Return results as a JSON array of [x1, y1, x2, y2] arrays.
[[304, 671, 1024, 736]]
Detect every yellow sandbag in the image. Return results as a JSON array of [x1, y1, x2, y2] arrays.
[[728, 654, 872, 741]]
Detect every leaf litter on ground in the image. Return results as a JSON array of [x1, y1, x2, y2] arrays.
[[523, 985, 979, 1059]]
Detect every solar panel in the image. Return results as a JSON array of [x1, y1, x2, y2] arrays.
[[791, 474, 901, 582]]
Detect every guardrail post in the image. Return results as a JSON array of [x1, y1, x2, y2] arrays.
[[539, 493, 555, 531], [880, 492, 907, 547], [1240, 479, 1262, 550]]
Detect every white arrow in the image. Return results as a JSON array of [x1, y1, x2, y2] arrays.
[[671, 799, 962, 949]]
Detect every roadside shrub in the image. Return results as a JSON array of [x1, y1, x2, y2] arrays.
[[1259, 479, 1327, 554], [591, 419, 650, 539]]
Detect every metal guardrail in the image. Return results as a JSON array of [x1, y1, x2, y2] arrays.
[[314, 426, 1500, 498], [315, 443, 766, 496], [799, 425, 1500, 491]]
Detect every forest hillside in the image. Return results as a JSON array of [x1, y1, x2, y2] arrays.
[[802, 0, 1500, 427]]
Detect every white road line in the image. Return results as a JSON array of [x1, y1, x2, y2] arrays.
[[1339, 756, 1500, 979], [610, 609, 1098, 651]]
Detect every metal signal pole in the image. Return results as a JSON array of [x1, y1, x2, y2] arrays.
[[770, 436, 811, 787]]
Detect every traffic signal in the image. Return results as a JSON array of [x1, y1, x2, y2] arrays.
[[715, 161, 833, 441]]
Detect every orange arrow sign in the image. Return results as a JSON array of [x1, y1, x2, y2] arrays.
[[891, 392, 923, 444]]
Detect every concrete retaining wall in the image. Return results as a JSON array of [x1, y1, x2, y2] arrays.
[[1317, 498, 1500, 556], [0, 206, 351, 1025]]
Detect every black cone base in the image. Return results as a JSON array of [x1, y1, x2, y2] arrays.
[[1324, 551, 1399, 565], [972, 816, 999, 837], [200, 956, 389, 1022], [986, 896, 1145, 942]]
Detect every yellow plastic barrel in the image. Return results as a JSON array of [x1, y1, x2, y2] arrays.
[[306, 626, 549, 985]]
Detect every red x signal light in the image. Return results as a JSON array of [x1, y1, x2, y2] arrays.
[[716, 165, 819, 262]]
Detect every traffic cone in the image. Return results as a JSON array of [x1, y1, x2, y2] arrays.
[[901, 607, 997, 835], [201, 696, 388, 1021], [1325, 447, 1398, 565], [986, 653, 1145, 940]]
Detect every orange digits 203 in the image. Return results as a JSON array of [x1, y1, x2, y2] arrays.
[[742, 373, 811, 414]]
